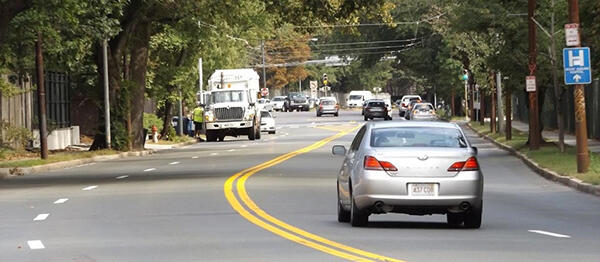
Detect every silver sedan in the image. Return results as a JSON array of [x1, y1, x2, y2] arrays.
[[333, 121, 483, 228]]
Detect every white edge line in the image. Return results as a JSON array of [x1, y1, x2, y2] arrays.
[[210, 153, 219, 156], [116, 175, 129, 179], [53, 198, 68, 204], [82, 185, 98, 191], [528, 230, 571, 238], [192, 156, 199, 159], [27, 240, 45, 249], [33, 213, 49, 221], [143, 168, 156, 172], [169, 162, 180, 165]]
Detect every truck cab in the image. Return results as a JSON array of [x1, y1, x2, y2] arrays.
[[203, 69, 261, 142]]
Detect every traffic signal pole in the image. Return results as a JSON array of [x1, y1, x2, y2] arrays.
[[568, 0, 590, 173], [528, 0, 541, 150]]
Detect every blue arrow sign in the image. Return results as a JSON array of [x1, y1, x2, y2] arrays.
[[563, 47, 592, 85]]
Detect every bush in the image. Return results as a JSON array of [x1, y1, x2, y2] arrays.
[[166, 125, 177, 141], [144, 113, 163, 133], [0, 120, 32, 150]]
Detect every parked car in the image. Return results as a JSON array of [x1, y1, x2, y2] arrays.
[[399, 95, 422, 117], [287, 92, 310, 111], [316, 98, 339, 117], [332, 121, 483, 228], [271, 96, 288, 112], [257, 98, 273, 112], [260, 110, 276, 134], [363, 99, 392, 121], [409, 103, 437, 121]]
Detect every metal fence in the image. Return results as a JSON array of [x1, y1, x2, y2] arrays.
[[33, 71, 71, 129], [513, 79, 600, 139]]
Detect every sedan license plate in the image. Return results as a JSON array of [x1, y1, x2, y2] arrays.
[[408, 183, 438, 196]]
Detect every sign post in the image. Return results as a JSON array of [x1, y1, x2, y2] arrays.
[[564, 23, 580, 47]]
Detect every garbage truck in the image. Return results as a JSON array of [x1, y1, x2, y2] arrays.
[[203, 69, 261, 142]]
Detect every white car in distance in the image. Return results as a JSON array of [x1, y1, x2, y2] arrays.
[[260, 111, 276, 134], [257, 98, 273, 112]]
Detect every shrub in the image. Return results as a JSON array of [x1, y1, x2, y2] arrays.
[[143, 113, 163, 133], [0, 120, 32, 150]]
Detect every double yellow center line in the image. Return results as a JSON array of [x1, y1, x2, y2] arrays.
[[224, 125, 405, 262]]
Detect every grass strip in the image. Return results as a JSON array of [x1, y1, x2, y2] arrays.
[[0, 149, 117, 168]]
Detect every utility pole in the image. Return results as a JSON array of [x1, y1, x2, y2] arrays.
[[102, 39, 111, 149], [298, 76, 302, 92], [261, 40, 267, 91], [490, 72, 497, 133], [35, 32, 48, 159], [568, 0, 590, 172], [464, 76, 469, 121], [550, 0, 565, 152], [198, 58, 203, 104], [527, 0, 540, 150], [178, 88, 183, 136]]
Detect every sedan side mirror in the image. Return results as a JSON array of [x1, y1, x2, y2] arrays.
[[332, 145, 347, 156], [471, 146, 478, 155]]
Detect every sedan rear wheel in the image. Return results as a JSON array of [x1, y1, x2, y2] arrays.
[[463, 201, 482, 229], [350, 194, 368, 227], [337, 187, 350, 223]]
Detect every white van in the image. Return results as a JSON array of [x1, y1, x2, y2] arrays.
[[347, 91, 373, 108]]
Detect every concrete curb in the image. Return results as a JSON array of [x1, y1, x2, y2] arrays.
[[0, 150, 156, 179], [466, 123, 600, 197]]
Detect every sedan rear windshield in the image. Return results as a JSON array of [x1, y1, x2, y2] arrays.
[[349, 95, 363, 100], [414, 104, 433, 111], [368, 101, 385, 107], [320, 100, 335, 105], [370, 127, 467, 148]]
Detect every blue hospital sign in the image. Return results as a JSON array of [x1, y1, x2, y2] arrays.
[[563, 47, 592, 85]]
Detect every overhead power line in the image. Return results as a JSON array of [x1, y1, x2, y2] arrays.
[[267, 42, 420, 55], [309, 37, 424, 47]]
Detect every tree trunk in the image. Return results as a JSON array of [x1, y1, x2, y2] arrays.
[[505, 88, 512, 140], [479, 88, 485, 126], [128, 21, 151, 150], [490, 71, 496, 133], [161, 99, 173, 138], [451, 89, 455, 116]]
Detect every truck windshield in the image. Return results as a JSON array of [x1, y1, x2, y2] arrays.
[[211, 91, 246, 104], [349, 95, 363, 100]]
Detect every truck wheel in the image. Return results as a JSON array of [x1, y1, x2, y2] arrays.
[[255, 126, 261, 140], [218, 135, 225, 142], [248, 127, 256, 140], [206, 131, 217, 142]]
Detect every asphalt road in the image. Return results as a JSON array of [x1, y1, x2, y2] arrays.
[[1, 109, 600, 261]]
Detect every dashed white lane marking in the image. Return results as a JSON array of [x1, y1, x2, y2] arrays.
[[240, 145, 247, 148], [169, 161, 180, 165], [116, 175, 129, 179], [53, 198, 68, 204], [192, 156, 199, 159], [143, 168, 156, 172], [528, 230, 571, 238], [210, 153, 219, 156], [33, 213, 49, 221], [228, 149, 235, 152], [27, 240, 45, 250], [82, 185, 98, 191]]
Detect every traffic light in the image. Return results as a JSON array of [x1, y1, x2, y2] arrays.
[[322, 73, 328, 86]]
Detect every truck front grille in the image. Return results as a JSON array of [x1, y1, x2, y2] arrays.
[[215, 107, 244, 120]]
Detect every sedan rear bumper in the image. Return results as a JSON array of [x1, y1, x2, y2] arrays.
[[353, 170, 483, 212]]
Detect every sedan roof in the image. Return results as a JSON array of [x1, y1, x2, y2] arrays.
[[367, 121, 459, 130]]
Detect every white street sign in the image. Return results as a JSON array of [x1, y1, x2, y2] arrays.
[[565, 23, 580, 47], [309, 81, 318, 91], [526, 76, 536, 92]]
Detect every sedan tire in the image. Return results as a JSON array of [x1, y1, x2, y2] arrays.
[[350, 195, 368, 227], [364, 116, 368, 121], [463, 201, 482, 229], [337, 187, 350, 223]]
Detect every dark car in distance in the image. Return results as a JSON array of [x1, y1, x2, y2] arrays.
[[286, 92, 310, 112], [364, 99, 392, 121]]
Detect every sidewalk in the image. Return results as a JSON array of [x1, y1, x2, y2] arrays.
[[512, 120, 600, 153]]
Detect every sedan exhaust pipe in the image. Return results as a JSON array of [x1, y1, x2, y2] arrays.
[[459, 202, 471, 211]]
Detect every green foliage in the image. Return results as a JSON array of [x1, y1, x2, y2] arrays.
[[143, 113, 162, 134], [165, 125, 177, 141], [0, 120, 33, 150], [110, 80, 133, 151]]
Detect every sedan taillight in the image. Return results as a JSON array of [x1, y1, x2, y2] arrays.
[[364, 156, 398, 171], [448, 157, 480, 172]]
